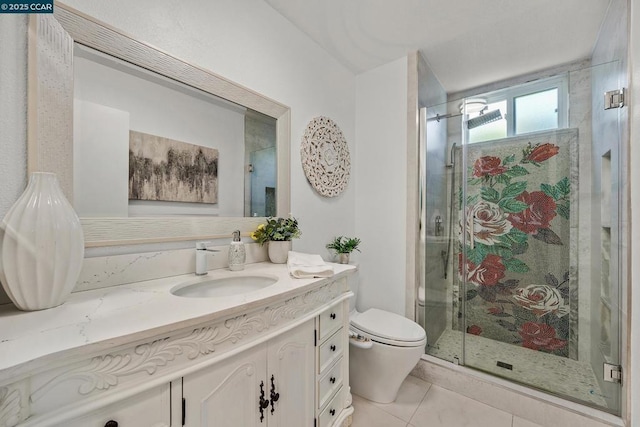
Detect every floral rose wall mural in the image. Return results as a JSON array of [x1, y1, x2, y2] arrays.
[[453, 129, 578, 359]]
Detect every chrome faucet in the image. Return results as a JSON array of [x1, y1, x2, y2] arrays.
[[195, 241, 220, 275]]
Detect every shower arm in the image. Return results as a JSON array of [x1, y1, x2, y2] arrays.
[[427, 105, 488, 123], [427, 112, 463, 123]]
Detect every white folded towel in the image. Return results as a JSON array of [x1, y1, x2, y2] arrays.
[[287, 251, 334, 279]]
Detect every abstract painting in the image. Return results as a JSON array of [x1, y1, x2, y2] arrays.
[[129, 131, 218, 204]]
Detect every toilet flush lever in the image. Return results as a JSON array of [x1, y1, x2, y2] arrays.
[[349, 334, 373, 349]]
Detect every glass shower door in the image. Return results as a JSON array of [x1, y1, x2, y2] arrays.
[[458, 61, 624, 414], [421, 103, 463, 365]]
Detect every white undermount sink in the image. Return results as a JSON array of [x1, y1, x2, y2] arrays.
[[170, 275, 279, 298]]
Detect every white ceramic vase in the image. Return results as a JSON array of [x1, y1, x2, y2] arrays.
[[0, 172, 84, 311], [268, 240, 291, 264]]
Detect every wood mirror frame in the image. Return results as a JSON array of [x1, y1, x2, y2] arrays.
[[27, 4, 291, 247]]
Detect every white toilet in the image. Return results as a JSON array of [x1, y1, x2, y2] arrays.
[[348, 277, 427, 404]]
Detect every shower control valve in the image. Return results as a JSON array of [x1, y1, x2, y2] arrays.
[[435, 215, 443, 236]]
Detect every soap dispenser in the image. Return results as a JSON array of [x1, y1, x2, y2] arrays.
[[228, 230, 246, 271]]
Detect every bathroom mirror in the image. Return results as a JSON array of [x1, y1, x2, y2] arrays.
[[27, 4, 290, 247]]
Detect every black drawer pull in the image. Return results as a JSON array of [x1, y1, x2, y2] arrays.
[[330, 376, 336, 384], [330, 313, 336, 320], [330, 344, 336, 352], [105, 421, 118, 427], [330, 409, 336, 416]]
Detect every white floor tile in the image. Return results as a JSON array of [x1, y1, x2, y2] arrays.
[[409, 385, 512, 427], [513, 416, 543, 427], [351, 394, 407, 427], [368, 375, 432, 422]]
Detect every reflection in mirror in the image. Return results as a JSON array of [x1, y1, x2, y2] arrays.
[[31, 6, 289, 246], [244, 110, 277, 217], [73, 45, 276, 218]]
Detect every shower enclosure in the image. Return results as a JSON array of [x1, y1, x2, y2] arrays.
[[419, 59, 626, 415]]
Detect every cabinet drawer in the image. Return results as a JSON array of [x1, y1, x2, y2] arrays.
[[319, 303, 343, 341], [318, 328, 343, 373], [318, 357, 343, 411], [66, 384, 170, 427], [318, 386, 344, 427]]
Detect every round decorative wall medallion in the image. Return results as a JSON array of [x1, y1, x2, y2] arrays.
[[300, 116, 351, 197]]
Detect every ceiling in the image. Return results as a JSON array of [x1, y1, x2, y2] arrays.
[[263, 0, 612, 93]]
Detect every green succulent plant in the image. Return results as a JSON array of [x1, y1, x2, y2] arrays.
[[325, 236, 361, 254]]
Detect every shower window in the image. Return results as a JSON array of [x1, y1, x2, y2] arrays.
[[514, 88, 559, 134], [466, 75, 568, 144]]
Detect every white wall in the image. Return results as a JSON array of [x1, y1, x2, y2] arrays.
[[0, 0, 356, 256], [0, 17, 27, 220], [355, 57, 408, 316], [0, 16, 28, 306], [74, 100, 130, 217]]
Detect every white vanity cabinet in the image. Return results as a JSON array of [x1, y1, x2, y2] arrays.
[[0, 266, 355, 427], [181, 320, 315, 427]]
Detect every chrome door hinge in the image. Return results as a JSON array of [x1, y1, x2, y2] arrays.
[[604, 363, 622, 383], [604, 88, 626, 110]]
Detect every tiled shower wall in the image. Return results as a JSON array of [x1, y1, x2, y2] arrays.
[[438, 60, 593, 361]]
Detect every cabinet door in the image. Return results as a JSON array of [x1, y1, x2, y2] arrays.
[[267, 320, 315, 427], [182, 343, 267, 427], [66, 383, 170, 427]]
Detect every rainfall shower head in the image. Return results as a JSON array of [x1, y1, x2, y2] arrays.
[[467, 109, 502, 130]]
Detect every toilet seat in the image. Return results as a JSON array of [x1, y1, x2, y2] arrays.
[[350, 308, 426, 347]]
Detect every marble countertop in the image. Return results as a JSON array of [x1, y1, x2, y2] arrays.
[[0, 262, 355, 382]]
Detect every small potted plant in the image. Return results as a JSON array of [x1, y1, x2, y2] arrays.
[[326, 236, 361, 264], [251, 217, 301, 263]]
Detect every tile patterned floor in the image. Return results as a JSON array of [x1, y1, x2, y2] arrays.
[[426, 329, 608, 408], [352, 375, 542, 427]]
